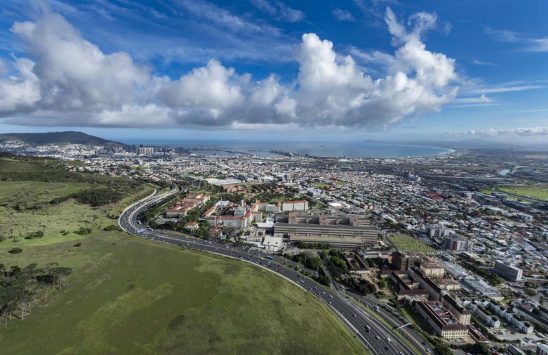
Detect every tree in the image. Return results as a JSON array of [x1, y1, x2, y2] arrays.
[[358, 279, 377, 295], [377, 278, 387, 289]]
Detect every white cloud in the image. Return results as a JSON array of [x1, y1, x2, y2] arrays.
[[250, 0, 304, 22], [160, 60, 243, 110], [1, 5, 459, 129], [486, 27, 548, 53], [463, 127, 548, 137], [333, 8, 355, 22], [472, 84, 545, 95], [0, 57, 40, 114], [180, 0, 278, 36], [9, 9, 150, 112], [453, 94, 493, 104], [472, 59, 495, 67]]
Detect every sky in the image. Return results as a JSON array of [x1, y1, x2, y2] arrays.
[[0, 0, 547, 144]]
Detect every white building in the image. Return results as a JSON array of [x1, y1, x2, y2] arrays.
[[494, 261, 523, 281], [262, 235, 283, 252], [282, 200, 309, 212], [138, 147, 154, 155]]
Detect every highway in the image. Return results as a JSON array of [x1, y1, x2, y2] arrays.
[[118, 187, 419, 355]]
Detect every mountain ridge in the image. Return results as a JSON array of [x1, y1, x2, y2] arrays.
[[0, 131, 126, 147]]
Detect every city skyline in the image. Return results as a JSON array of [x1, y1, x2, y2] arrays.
[[0, 0, 547, 144]]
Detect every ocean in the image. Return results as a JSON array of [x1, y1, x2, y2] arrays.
[[120, 140, 453, 158]]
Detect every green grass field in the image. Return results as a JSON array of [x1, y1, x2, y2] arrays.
[[0, 157, 365, 354], [1, 235, 364, 354], [388, 235, 435, 253], [498, 184, 548, 201], [311, 182, 330, 189]]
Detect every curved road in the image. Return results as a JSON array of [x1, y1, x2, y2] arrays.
[[119, 187, 418, 355]]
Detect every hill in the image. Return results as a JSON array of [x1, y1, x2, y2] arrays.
[[0, 131, 125, 147]]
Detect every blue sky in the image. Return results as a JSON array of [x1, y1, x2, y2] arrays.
[[0, 0, 546, 143]]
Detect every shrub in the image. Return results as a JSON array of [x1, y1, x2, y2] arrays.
[[103, 224, 120, 232], [24, 230, 44, 240], [74, 227, 92, 235], [8, 247, 23, 254]]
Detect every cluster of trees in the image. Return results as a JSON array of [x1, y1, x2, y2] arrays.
[[71, 188, 123, 207], [344, 278, 377, 295], [364, 257, 385, 269], [190, 221, 211, 239], [291, 252, 321, 272], [320, 249, 349, 279], [315, 268, 331, 286], [0, 263, 72, 326]]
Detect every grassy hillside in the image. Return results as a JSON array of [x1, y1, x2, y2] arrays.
[[1, 236, 364, 354], [0, 157, 365, 354]]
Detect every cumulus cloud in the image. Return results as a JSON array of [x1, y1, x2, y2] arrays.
[[9, 9, 150, 112], [0, 57, 40, 114], [1, 5, 459, 129]]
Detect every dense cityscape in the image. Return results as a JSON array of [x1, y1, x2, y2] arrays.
[[1, 136, 546, 354]]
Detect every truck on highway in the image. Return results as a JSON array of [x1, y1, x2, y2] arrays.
[[265, 255, 274, 260]]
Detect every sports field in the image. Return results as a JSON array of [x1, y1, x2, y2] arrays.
[[388, 234, 435, 253], [498, 184, 548, 202]]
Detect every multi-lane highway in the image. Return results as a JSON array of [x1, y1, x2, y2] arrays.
[[119, 187, 420, 355]]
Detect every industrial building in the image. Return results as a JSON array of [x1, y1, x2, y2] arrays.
[[462, 277, 503, 301], [274, 212, 378, 246]]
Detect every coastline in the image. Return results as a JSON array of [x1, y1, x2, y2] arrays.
[[119, 140, 455, 159]]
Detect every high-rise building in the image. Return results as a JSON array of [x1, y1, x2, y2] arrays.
[[444, 236, 472, 251], [493, 261, 523, 281], [138, 147, 154, 155]]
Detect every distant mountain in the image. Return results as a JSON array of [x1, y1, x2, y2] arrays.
[[0, 131, 126, 147]]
